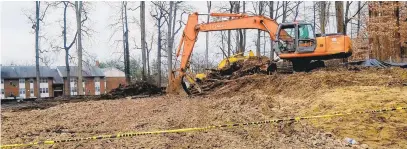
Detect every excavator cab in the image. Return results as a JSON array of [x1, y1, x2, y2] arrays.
[[276, 23, 316, 54]]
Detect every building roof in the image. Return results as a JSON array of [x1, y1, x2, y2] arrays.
[[101, 67, 125, 77], [1, 66, 58, 79], [57, 66, 104, 77], [50, 69, 64, 84]]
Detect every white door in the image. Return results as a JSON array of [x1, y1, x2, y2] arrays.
[[19, 79, 26, 98], [40, 78, 49, 97], [94, 77, 100, 95], [70, 78, 77, 95], [82, 82, 85, 95], [29, 79, 34, 97], [104, 81, 107, 94]]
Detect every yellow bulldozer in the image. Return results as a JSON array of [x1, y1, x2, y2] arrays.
[[195, 50, 256, 82]]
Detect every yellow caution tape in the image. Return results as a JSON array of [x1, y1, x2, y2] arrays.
[[1, 106, 406, 148]]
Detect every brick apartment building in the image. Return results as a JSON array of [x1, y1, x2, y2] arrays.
[[102, 67, 126, 93], [0, 66, 63, 99], [1, 65, 124, 100], [56, 66, 106, 96]]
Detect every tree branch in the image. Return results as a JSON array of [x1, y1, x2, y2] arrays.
[[66, 32, 78, 50]]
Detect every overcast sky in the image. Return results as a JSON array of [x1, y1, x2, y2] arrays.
[[1, 1, 360, 67]]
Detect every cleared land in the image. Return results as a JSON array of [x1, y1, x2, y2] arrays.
[[1, 67, 407, 148]]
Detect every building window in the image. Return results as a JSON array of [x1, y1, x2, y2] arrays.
[[1, 89, 4, 95], [9, 81, 13, 85], [95, 86, 100, 92], [94, 77, 100, 82], [19, 88, 25, 94], [1, 79, 4, 84], [19, 79, 25, 83], [40, 88, 49, 93], [71, 87, 77, 92], [30, 88, 34, 94], [70, 78, 77, 83], [40, 78, 47, 83]]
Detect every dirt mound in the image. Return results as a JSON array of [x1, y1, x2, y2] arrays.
[[102, 81, 162, 99], [1, 68, 406, 148], [204, 67, 406, 98]]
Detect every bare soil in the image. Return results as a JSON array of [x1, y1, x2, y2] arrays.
[[1, 67, 407, 148]]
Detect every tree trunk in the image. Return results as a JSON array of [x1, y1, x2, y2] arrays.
[[234, 2, 242, 53], [335, 1, 344, 34], [167, 1, 173, 86], [206, 1, 211, 68], [63, 3, 71, 97], [75, 1, 83, 95], [140, 1, 147, 81], [123, 2, 131, 84], [256, 1, 263, 56], [263, 31, 266, 55], [227, 2, 233, 57], [121, 2, 127, 83], [35, 1, 41, 99], [257, 30, 261, 56], [313, 2, 316, 32], [319, 1, 326, 34], [157, 25, 162, 87], [242, 1, 246, 51], [62, 2, 77, 98], [293, 2, 301, 21], [357, 1, 361, 35], [269, 1, 274, 60], [282, 2, 287, 23]]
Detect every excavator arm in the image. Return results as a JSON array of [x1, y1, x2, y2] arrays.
[[168, 12, 288, 95]]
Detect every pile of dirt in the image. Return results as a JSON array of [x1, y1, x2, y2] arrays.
[[193, 56, 273, 94], [202, 66, 407, 98], [1, 67, 406, 148], [102, 81, 162, 99]]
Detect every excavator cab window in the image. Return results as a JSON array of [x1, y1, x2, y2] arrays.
[[298, 24, 316, 53], [276, 23, 316, 54], [276, 24, 297, 53]]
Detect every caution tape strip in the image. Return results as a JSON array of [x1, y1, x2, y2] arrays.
[[1, 106, 406, 148]]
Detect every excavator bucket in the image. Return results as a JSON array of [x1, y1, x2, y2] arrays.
[[167, 71, 199, 96], [166, 73, 186, 95]]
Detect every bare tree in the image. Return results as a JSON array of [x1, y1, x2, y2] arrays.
[[242, 1, 246, 51], [343, 1, 367, 35], [319, 1, 327, 34], [151, 1, 167, 87], [205, 1, 211, 68], [293, 2, 302, 21], [255, 1, 264, 56], [166, 1, 174, 86], [282, 2, 288, 23], [26, 1, 51, 99], [227, 1, 235, 57], [62, 1, 78, 97], [122, 1, 131, 84], [269, 1, 274, 60], [35, 1, 41, 99], [357, 1, 361, 35], [145, 32, 155, 77], [335, 1, 344, 33], [140, 1, 147, 81], [75, 1, 84, 95]]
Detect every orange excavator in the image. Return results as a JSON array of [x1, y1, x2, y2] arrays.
[[168, 12, 352, 95]]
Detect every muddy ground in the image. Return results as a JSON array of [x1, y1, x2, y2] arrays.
[[1, 67, 407, 148]]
